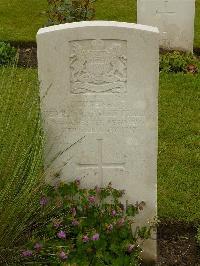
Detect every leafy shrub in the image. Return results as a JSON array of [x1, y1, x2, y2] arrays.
[[159, 51, 200, 73], [0, 42, 17, 65], [21, 180, 153, 265], [47, 0, 96, 25]]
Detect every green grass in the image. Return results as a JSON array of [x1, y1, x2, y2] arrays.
[[0, 0, 200, 48], [195, 0, 200, 48], [0, 0, 47, 43], [0, 66, 44, 256], [95, 0, 137, 23], [0, 67, 199, 224], [158, 72, 200, 222]]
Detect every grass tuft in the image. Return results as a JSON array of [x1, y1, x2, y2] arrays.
[[0, 66, 45, 263]]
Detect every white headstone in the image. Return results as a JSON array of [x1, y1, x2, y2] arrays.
[[37, 21, 159, 262], [137, 0, 196, 52]]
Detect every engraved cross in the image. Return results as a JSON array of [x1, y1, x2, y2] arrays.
[[156, 0, 176, 15], [78, 139, 125, 186]]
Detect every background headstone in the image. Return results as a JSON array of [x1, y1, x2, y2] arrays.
[[137, 0, 196, 52], [37, 21, 159, 262]]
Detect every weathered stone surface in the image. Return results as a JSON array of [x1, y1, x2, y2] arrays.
[[137, 0, 195, 52], [37, 21, 159, 261]]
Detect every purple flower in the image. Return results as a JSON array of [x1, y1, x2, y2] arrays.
[[59, 251, 68, 260], [127, 244, 135, 253], [40, 196, 48, 207], [91, 233, 100, 241], [111, 210, 117, 216], [72, 220, 79, 226], [57, 230, 66, 239], [82, 235, 89, 243], [21, 250, 33, 257], [34, 242, 42, 252], [88, 195, 96, 204]]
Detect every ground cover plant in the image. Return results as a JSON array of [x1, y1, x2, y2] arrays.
[[0, 0, 200, 48], [160, 51, 200, 73], [0, 42, 17, 65], [21, 180, 151, 265]]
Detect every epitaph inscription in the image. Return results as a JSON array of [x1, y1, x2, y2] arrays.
[[156, 0, 176, 15], [70, 39, 127, 94]]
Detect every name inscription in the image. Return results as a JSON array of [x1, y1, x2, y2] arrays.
[[46, 106, 145, 134]]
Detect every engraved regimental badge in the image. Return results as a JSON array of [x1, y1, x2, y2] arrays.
[[70, 39, 127, 94]]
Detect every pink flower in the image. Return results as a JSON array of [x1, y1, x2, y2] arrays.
[[111, 210, 117, 216], [91, 233, 100, 241], [117, 217, 125, 226], [88, 195, 96, 204], [72, 220, 79, 226], [57, 230, 66, 239], [21, 250, 33, 257], [40, 196, 48, 207], [127, 244, 136, 253], [34, 242, 42, 252], [82, 235, 89, 243], [59, 251, 68, 260]]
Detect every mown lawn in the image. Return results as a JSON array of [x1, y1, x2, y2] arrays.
[[0, 0, 200, 48], [0, 67, 199, 223], [195, 0, 200, 48], [0, 0, 47, 43], [158, 72, 200, 222]]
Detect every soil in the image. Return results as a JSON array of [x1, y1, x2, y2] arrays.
[[17, 47, 37, 68], [11, 45, 200, 265], [157, 222, 200, 266]]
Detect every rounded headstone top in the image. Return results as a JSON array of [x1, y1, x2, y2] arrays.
[[37, 21, 159, 36]]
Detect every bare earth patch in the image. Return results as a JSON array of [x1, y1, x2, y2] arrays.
[[157, 222, 200, 265]]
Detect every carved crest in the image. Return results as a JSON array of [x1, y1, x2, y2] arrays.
[[70, 39, 127, 94]]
